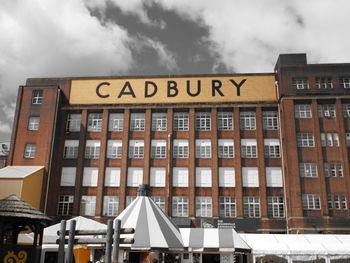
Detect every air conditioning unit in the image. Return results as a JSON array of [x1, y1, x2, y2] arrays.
[[324, 111, 330, 117], [347, 110, 350, 117]]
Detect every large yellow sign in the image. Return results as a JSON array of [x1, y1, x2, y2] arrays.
[[69, 75, 276, 104]]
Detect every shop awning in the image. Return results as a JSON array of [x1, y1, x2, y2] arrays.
[[180, 228, 251, 253]]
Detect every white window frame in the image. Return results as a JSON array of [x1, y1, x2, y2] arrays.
[[302, 194, 321, 210], [107, 140, 122, 159], [218, 139, 234, 158], [150, 167, 166, 187], [295, 105, 312, 118], [219, 196, 236, 217], [103, 196, 119, 216], [267, 196, 285, 218], [242, 167, 259, 187], [66, 114, 81, 132], [316, 77, 333, 89], [196, 139, 211, 158], [127, 167, 143, 187], [152, 112, 167, 131], [218, 111, 233, 130], [219, 167, 235, 187], [196, 167, 212, 187], [104, 167, 121, 187], [343, 104, 350, 118], [57, 195, 74, 216], [266, 167, 283, 187], [130, 113, 145, 131], [195, 112, 211, 131], [243, 196, 260, 217], [63, 140, 79, 159], [109, 113, 124, 131], [297, 133, 314, 147], [173, 167, 189, 187], [32, 90, 43, 104], [80, 196, 96, 216], [151, 140, 166, 159], [129, 140, 144, 159], [173, 140, 189, 158], [28, 116, 40, 131], [87, 113, 102, 132], [340, 77, 350, 89], [172, 196, 189, 217], [241, 139, 257, 158], [299, 163, 317, 178], [24, 144, 36, 158], [317, 104, 336, 118], [60, 167, 76, 187], [240, 111, 256, 130], [263, 111, 278, 130], [264, 139, 280, 158], [292, 78, 308, 90], [85, 140, 101, 159], [173, 112, 189, 131], [196, 196, 212, 217], [151, 196, 165, 211], [82, 167, 98, 187]]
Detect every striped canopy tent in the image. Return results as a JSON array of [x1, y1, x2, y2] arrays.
[[180, 228, 251, 253], [115, 185, 183, 251]]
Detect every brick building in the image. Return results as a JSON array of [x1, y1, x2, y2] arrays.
[[7, 53, 350, 233]]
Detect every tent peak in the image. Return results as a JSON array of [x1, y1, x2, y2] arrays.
[[137, 184, 151, 196]]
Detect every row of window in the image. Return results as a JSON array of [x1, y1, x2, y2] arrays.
[[61, 138, 280, 160], [294, 104, 350, 119], [302, 194, 348, 210], [292, 77, 350, 90], [60, 166, 283, 188], [57, 195, 285, 218], [299, 162, 343, 177]]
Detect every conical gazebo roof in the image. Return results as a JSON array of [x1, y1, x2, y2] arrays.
[[115, 185, 183, 250], [0, 194, 51, 222]]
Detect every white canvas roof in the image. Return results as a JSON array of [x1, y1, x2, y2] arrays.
[[0, 166, 44, 178]]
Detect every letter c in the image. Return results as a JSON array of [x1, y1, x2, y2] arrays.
[[96, 82, 111, 98]]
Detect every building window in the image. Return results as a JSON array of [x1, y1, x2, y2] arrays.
[[327, 194, 333, 209], [240, 111, 256, 130], [302, 194, 321, 210], [219, 196, 236, 217], [316, 77, 333, 89], [173, 140, 189, 158], [263, 111, 278, 130], [218, 139, 234, 158], [82, 167, 98, 187], [324, 162, 343, 177], [104, 167, 121, 187], [173, 167, 189, 187], [66, 114, 81, 132], [151, 140, 166, 159], [340, 77, 350, 89], [63, 140, 79, 159], [295, 104, 312, 118], [266, 167, 283, 187], [130, 113, 145, 131], [28, 116, 40, 131], [267, 196, 285, 218], [80, 196, 96, 216], [126, 196, 137, 207], [196, 167, 212, 187], [57, 195, 74, 216], [103, 196, 119, 216], [174, 112, 189, 131], [127, 167, 143, 187], [242, 167, 259, 187], [292, 78, 308, 89], [24, 144, 36, 158], [172, 196, 189, 217], [346, 133, 350, 146], [219, 167, 235, 187], [107, 140, 122, 159], [241, 139, 257, 158], [342, 104, 350, 118], [152, 112, 167, 131], [150, 167, 166, 187], [243, 196, 260, 217], [196, 139, 211, 158], [195, 112, 211, 131], [299, 163, 317, 178], [109, 113, 124, 131], [297, 133, 314, 147], [151, 196, 165, 211], [87, 113, 102, 132], [264, 139, 280, 158], [60, 167, 76, 186], [218, 111, 233, 130], [85, 140, 100, 159], [129, 140, 144, 159], [320, 133, 339, 147], [196, 197, 212, 217], [31, 90, 43, 104], [317, 104, 336, 118], [341, 195, 347, 209]]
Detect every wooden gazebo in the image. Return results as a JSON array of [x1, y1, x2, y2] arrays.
[[0, 195, 52, 262]]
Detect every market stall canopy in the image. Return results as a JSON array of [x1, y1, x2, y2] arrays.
[[180, 228, 251, 253], [115, 185, 183, 250]]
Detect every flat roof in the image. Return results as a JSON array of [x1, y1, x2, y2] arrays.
[[0, 166, 44, 179]]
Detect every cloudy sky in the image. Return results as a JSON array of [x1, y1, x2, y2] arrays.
[[1, 0, 350, 141]]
